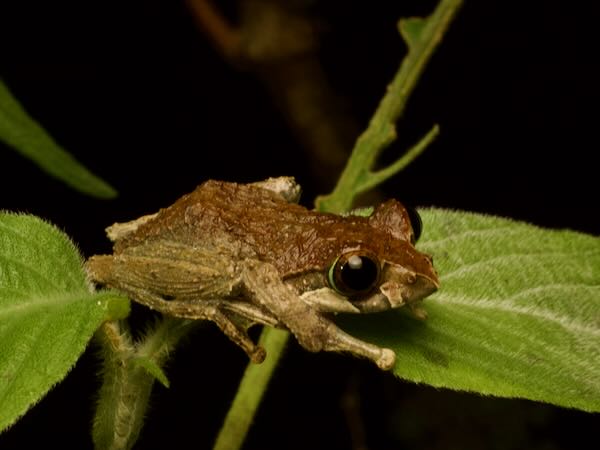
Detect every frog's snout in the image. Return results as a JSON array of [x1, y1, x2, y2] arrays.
[[379, 263, 439, 309], [400, 273, 439, 305]]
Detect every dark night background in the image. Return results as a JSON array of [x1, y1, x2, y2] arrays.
[[0, 0, 598, 449]]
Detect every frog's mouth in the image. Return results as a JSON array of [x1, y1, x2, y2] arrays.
[[370, 262, 440, 312], [362, 273, 439, 313], [299, 270, 439, 315]]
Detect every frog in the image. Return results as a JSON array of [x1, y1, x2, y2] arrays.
[[85, 177, 439, 370]]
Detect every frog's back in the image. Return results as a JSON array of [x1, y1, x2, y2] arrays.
[[172, 180, 372, 275], [112, 180, 341, 270], [112, 180, 299, 255]]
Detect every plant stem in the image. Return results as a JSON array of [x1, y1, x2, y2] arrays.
[[316, 0, 463, 213], [93, 321, 142, 450], [213, 1, 463, 449], [92, 318, 194, 450], [212, 328, 289, 450]]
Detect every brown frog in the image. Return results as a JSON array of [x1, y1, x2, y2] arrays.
[[86, 177, 439, 370]]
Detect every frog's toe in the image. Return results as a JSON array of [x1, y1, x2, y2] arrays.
[[376, 348, 396, 370], [250, 346, 267, 364]]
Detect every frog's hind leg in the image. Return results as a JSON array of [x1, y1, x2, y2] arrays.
[[318, 323, 396, 370], [86, 255, 266, 363], [145, 297, 267, 364], [241, 259, 396, 370]]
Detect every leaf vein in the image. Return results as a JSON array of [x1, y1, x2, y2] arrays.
[[434, 292, 600, 337], [422, 225, 521, 247], [0, 292, 89, 320], [440, 250, 600, 280]]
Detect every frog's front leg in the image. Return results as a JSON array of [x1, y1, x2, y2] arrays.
[[241, 260, 396, 370]]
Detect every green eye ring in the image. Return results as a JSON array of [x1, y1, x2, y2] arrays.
[[328, 251, 381, 296]]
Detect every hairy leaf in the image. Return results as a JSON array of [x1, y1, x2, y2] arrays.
[[0, 79, 117, 198], [131, 356, 170, 389], [343, 208, 600, 412], [0, 213, 129, 431]]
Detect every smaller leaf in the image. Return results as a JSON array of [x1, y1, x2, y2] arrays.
[[0, 213, 130, 432], [131, 356, 170, 388], [0, 79, 117, 198], [398, 17, 426, 45]]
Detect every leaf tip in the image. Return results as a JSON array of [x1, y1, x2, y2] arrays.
[[398, 17, 426, 45], [132, 357, 171, 389], [92, 183, 119, 200], [68, 176, 119, 199]]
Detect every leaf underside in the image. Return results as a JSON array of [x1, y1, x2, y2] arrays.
[[0, 213, 129, 431], [342, 208, 600, 412]]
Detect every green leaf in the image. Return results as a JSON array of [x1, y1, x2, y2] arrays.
[[0, 213, 129, 432], [0, 79, 117, 198], [398, 17, 427, 45], [343, 209, 600, 412], [131, 356, 170, 388]]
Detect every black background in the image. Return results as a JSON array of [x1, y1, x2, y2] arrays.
[[0, 0, 598, 449]]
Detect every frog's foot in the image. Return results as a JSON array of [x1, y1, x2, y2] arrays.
[[153, 300, 267, 364], [376, 349, 396, 371], [320, 321, 397, 370], [246, 345, 267, 364]]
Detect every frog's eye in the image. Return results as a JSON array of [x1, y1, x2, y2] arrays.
[[328, 252, 380, 296], [406, 205, 422, 243]]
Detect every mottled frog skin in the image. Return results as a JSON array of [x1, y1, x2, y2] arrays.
[[86, 177, 438, 370]]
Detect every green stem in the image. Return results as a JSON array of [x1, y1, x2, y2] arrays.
[[92, 318, 194, 450], [355, 124, 440, 195], [316, 0, 463, 213], [212, 2, 463, 450], [213, 328, 289, 450]]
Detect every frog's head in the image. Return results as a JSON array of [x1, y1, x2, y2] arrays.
[[300, 200, 439, 315]]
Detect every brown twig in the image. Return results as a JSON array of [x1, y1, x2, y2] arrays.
[[185, 0, 358, 191], [185, 0, 241, 59]]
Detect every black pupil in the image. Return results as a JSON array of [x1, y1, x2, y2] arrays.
[[339, 256, 378, 293], [406, 205, 422, 242]]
